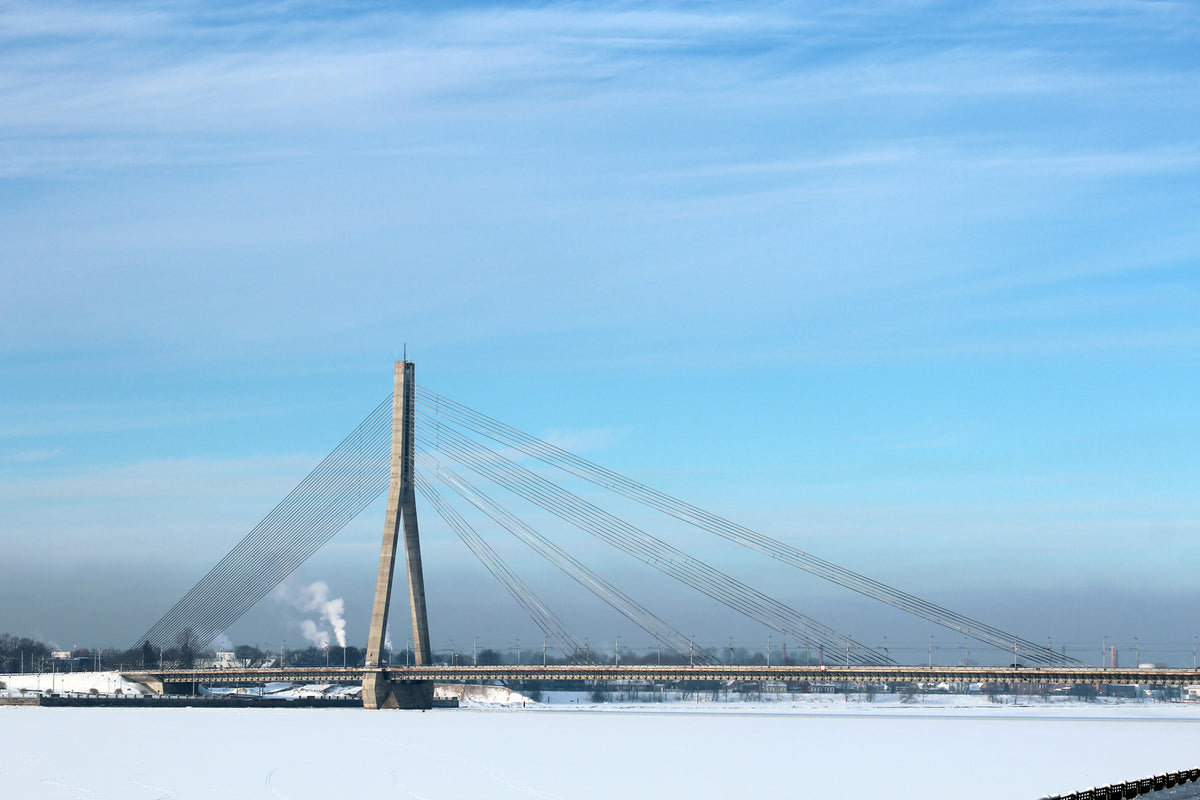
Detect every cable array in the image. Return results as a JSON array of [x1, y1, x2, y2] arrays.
[[416, 386, 1071, 667], [133, 381, 1065, 669], [414, 470, 588, 662], [133, 396, 394, 650], [416, 409, 886, 664], [419, 451, 716, 664]]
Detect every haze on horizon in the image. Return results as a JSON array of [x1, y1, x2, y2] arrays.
[[1, 1, 1198, 665]]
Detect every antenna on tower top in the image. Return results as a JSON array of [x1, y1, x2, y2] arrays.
[[403, 342, 407, 361]]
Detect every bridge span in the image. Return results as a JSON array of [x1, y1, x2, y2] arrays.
[[128, 362, 1180, 709], [122, 664, 1200, 693]]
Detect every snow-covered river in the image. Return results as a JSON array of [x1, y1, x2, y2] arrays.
[[4, 692, 1200, 799]]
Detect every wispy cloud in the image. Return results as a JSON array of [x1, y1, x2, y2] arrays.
[[3, 1, 1196, 176], [0, 454, 314, 503], [0, 404, 261, 439], [4, 448, 63, 463], [664, 143, 1200, 184]]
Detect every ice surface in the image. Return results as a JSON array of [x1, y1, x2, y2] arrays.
[[3, 688, 1200, 799]]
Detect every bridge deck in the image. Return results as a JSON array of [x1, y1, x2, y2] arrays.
[[123, 664, 1200, 688]]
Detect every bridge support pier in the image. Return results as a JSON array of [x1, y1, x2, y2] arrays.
[[363, 672, 434, 710], [362, 361, 434, 710]]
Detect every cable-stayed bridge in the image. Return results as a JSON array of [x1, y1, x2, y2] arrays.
[[127, 361, 1133, 708], [124, 665, 1198, 696]]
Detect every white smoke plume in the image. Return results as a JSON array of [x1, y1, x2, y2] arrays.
[[275, 580, 348, 648], [299, 620, 329, 649]]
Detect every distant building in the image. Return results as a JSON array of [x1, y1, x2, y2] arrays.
[[197, 650, 246, 669], [48, 651, 91, 672]]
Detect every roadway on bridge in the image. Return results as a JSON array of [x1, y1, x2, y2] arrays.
[[123, 664, 1200, 690]]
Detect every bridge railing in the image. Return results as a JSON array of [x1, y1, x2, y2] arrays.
[[1040, 766, 1200, 800], [123, 664, 1200, 687]]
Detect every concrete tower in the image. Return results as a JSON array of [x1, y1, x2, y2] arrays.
[[362, 360, 434, 709]]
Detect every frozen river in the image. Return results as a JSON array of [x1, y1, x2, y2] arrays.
[[4, 699, 1200, 799]]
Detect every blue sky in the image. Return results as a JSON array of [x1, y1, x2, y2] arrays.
[[2, 1, 1198, 662]]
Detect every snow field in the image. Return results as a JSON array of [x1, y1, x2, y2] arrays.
[[0, 670, 150, 696], [3, 700, 1200, 799]]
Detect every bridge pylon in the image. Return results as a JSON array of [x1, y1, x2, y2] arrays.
[[363, 360, 434, 709]]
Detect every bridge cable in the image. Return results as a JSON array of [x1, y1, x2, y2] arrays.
[[144, 432, 389, 650], [133, 396, 394, 650], [141, 399, 389, 644], [424, 456, 716, 664], [413, 470, 589, 662], [424, 422, 880, 665], [415, 386, 1068, 667], [417, 414, 884, 665], [143, 407, 392, 650], [419, 421, 853, 662], [417, 451, 718, 664]]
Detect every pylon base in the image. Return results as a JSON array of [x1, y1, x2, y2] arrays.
[[362, 671, 434, 710]]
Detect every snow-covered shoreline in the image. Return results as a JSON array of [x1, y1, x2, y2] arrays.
[[6, 670, 1200, 715], [7, 670, 1199, 714], [4, 675, 1200, 799], [0, 669, 149, 697]]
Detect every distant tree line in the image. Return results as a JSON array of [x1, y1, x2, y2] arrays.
[[0, 633, 52, 673], [4, 634, 822, 674]]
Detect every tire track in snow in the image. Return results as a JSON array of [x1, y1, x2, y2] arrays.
[[40, 777, 99, 798], [481, 766, 565, 800], [264, 768, 292, 799], [391, 768, 434, 799], [129, 776, 176, 799]]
